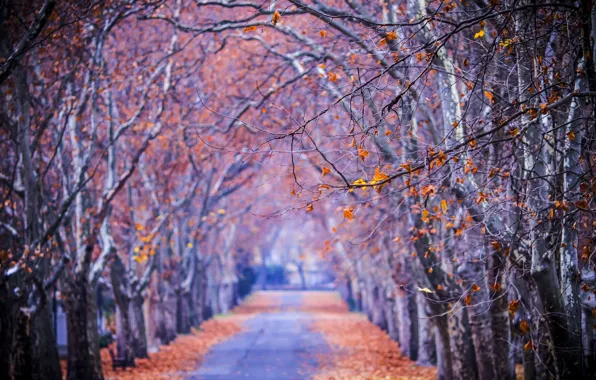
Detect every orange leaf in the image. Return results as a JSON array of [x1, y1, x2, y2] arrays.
[[357, 148, 369, 161], [343, 207, 354, 220], [484, 90, 494, 103], [272, 11, 281, 26]]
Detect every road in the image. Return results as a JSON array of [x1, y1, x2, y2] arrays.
[[185, 292, 328, 380]]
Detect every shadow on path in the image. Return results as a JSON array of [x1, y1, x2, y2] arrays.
[[185, 292, 328, 380]]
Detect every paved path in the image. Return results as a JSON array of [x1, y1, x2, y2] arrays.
[[186, 292, 327, 380]]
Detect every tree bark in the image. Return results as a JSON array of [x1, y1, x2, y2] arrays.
[[176, 290, 191, 334], [447, 304, 477, 380], [489, 254, 514, 380], [110, 256, 135, 367], [63, 275, 104, 380], [130, 295, 148, 358], [430, 303, 454, 380], [416, 294, 436, 366], [30, 303, 62, 379]]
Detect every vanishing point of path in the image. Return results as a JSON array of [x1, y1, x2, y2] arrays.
[[186, 292, 328, 380]]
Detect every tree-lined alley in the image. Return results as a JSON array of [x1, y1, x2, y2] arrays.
[[1, 0, 595, 379]]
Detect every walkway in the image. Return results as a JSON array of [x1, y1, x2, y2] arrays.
[[186, 292, 328, 380]]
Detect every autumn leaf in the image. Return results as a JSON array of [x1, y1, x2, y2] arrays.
[[187, 242, 193, 248], [421, 209, 430, 223], [575, 199, 588, 210], [440, 199, 448, 213], [400, 162, 412, 172], [464, 294, 472, 305], [272, 11, 281, 26], [484, 90, 494, 103], [567, 130, 575, 141], [350, 178, 367, 193], [471, 283, 480, 292], [328, 72, 339, 82], [133, 255, 147, 263], [343, 207, 354, 220], [243, 25, 257, 32], [387, 31, 397, 40], [509, 299, 520, 315], [519, 320, 530, 334], [135, 223, 144, 231], [523, 340, 535, 351], [319, 30, 327, 37], [474, 29, 485, 39], [322, 167, 331, 176], [306, 203, 314, 212], [370, 167, 390, 192], [357, 148, 369, 161]]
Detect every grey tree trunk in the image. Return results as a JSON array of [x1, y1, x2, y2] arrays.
[[416, 294, 436, 366], [130, 295, 148, 358], [447, 306, 478, 380], [430, 304, 454, 380], [110, 256, 135, 366], [30, 304, 62, 380], [63, 275, 104, 380], [489, 252, 513, 379], [458, 249, 496, 379]]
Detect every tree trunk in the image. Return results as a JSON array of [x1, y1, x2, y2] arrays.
[[371, 284, 388, 330], [528, 280, 559, 379], [447, 304, 478, 380], [176, 290, 191, 334], [395, 289, 418, 360], [63, 275, 104, 380], [190, 271, 200, 327], [0, 283, 16, 379], [197, 266, 207, 323], [130, 295, 148, 358], [14, 310, 33, 380], [430, 304, 454, 380], [384, 293, 399, 342], [297, 264, 306, 290], [30, 303, 62, 379], [111, 256, 135, 366], [489, 253, 514, 379], [416, 294, 436, 366], [459, 253, 496, 379]]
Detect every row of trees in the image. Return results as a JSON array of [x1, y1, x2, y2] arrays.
[[2, 0, 595, 379], [0, 1, 288, 379], [153, 0, 593, 378], [268, 1, 595, 379]]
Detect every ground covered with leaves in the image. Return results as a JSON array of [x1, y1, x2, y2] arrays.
[[101, 317, 243, 380], [308, 293, 436, 380], [61, 292, 281, 380]]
